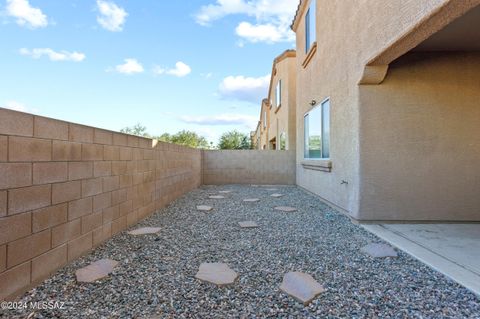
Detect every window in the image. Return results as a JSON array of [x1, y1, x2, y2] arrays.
[[279, 132, 287, 150], [304, 98, 330, 159], [263, 111, 267, 128], [305, 0, 316, 53], [276, 80, 282, 108]]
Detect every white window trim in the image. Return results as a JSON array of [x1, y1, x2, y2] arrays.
[[303, 97, 330, 161]]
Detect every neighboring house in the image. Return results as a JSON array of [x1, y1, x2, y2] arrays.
[[250, 124, 260, 150], [291, 0, 480, 222], [256, 50, 297, 151]]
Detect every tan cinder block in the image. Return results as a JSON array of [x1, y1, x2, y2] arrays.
[[0, 191, 5, 217], [119, 174, 132, 188], [111, 216, 126, 234], [7, 229, 51, 268], [103, 175, 119, 192], [0, 261, 31, 301], [93, 192, 111, 212], [111, 161, 127, 175], [111, 189, 127, 205], [32, 204, 68, 233], [0, 244, 6, 272], [113, 133, 128, 146], [102, 205, 119, 223], [68, 161, 93, 181], [127, 135, 139, 147], [8, 185, 51, 215], [94, 161, 111, 177], [104, 146, 120, 161], [51, 219, 81, 247], [69, 124, 93, 143], [31, 244, 67, 283], [33, 162, 68, 185], [52, 140, 82, 161], [126, 210, 138, 226], [119, 199, 133, 217], [119, 147, 133, 160], [0, 108, 33, 137], [68, 197, 93, 220], [9, 136, 52, 162], [0, 136, 7, 162], [52, 181, 81, 205], [0, 163, 32, 189], [92, 223, 111, 246], [82, 144, 103, 161], [34, 116, 68, 140], [0, 212, 31, 245], [81, 212, 102, 234], [81, 178, 103, 197], [67, 232, 92, 261], [94, 129, 113, 145]]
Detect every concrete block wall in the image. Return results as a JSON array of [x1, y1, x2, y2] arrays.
[[203, 150, 296, 185], [0, 108, 202, 300]]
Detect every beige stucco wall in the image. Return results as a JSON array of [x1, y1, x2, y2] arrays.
[[358, 52, 480, 221], [203, 150, 296, 185], [267, 54, 297, 151], [294, 0, 479, 219]]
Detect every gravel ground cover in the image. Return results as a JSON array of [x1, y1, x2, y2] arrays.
[[3, 185, 480, 318]]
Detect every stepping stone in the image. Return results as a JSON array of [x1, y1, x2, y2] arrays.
[[280, 272, 325, 305], [197, 205, 213, 212], [238, 221, 259, 228], [275, 206, 297, 212], [209, 195, 225, 199], [76, 259, 119, 283], [127, 227, 161, 236], [195, 263, 238, 286], [270, 193, 284, 198], [218, 190, 232, 194], [361, 243, 398, 258], [265, 188, 278, 191], [243, 198, 260, 202]]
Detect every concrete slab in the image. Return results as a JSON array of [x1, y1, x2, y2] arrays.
[[363, 224, 480, 296], [197, 205, 213, 212], [76, 259, 119, 283], [275, 206, 297, 212], [127, 227, 161, 236], [361, 243, 398, 258], [238, 221, 259, 228], [195, 263, 238, 286], [280, 272, 325, 305]]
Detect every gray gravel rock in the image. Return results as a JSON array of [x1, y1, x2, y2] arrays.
[[4, 185, 480, 319]]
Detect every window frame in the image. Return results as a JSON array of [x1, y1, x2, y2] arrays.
[[276, 80, 282, 108], [303, 97, 330, 160], [305, 0, 316, 53]]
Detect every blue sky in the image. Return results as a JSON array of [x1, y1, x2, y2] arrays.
[[0, 0, 298, 143]]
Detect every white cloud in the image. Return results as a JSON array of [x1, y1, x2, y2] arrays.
[[153, 62, 191, 77], [179, 113, 258, 129], [6, 0, 48, 28], [19, 48, 86, 62], [1, 100, 38, 113], [218, 74, 270, 103], [96, 0, 127, 32], [194, 0, 297, 44], [112, 58, 144, 75]]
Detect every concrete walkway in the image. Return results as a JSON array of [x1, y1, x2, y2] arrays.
[[363, 223, 480, 296]]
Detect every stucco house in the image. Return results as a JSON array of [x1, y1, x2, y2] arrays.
[[291, 0, 480, 222]]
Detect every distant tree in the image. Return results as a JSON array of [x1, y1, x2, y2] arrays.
[[120, 124, 209, 149], [218, 130, 251, 150], [120, 123, 149, 137], [156, 130, 210, 149]]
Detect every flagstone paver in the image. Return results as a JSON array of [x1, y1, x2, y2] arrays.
[[196, 205, 213, 211], [274, 206, 297, 212], [195, 263, 238, 286], [238, 221, 259, 228], [270, 193, 284, 198], [76, 259, 119, 283], [280, 272, 325, 305], [243, 198, 260, 202], [361, 243, 398, 258], [127, 227, 161, 236]]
